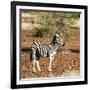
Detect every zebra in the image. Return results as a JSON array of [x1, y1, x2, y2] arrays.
[[30, 34, 65, 72]]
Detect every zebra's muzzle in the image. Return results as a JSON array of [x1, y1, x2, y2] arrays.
[[62, 43, 65, 47]]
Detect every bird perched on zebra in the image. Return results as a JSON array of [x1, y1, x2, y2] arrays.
[[30, 32, 65, 72]]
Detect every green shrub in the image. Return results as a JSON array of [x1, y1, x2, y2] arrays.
[[32, 26, 56, 38]]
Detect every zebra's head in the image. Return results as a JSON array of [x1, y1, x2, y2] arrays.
[[58, 37, 65, 47], [51, 33, 65, 47]]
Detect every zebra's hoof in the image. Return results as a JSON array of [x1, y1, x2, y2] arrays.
[[48, 67, 52, 72], [38, 70, 41, 72], [32, 70, 36, 73]]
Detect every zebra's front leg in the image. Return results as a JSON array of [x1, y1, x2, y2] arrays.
[[48, 60, 52, 72], [48, 55, 54, 72]]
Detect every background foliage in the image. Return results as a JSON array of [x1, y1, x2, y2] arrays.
[[22, 11, 80, 38]]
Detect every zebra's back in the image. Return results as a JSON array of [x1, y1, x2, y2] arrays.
[[30, 41, 57, 60]]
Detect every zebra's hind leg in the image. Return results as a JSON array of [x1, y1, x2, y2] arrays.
[[32, 52, 36, 73], [32, 60, 36, 73], [36, 61, 41, 72]]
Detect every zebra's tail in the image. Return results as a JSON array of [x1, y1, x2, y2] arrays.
[[29, 48, 33, 61]]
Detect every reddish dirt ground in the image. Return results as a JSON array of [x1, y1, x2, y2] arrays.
[[20, 29, 80, 79]]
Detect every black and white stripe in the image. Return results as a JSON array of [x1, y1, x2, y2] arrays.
[[30, 41, 57, 60], [30, 35, 65, 72]]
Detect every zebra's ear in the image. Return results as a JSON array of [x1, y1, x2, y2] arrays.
[[60, 33, 63, 36], [33, 40, 36, 42]]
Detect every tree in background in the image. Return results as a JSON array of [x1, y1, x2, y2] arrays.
[[22, 11, 80, 38]]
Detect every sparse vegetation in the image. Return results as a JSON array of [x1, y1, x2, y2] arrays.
[[29, 12, 80, 38], [21, 11, 80, 78], [32, 26, 56, 38]]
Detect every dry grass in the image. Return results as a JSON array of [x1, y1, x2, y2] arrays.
[[20, 29, 80, 79]]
